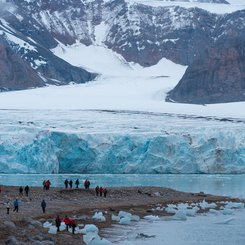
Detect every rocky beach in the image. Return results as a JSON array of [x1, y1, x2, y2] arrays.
[[0, 185, 242, 245]]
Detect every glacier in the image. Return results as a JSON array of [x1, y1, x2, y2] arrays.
[[0, 110, 244, 174]]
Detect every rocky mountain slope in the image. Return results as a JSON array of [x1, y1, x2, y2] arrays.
[[0, 0, 244, 103]]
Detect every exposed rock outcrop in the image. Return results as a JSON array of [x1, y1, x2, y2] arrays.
[[166, 38, 245, 104]]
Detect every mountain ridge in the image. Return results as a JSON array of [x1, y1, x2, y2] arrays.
[[0, 0, 244, 103]]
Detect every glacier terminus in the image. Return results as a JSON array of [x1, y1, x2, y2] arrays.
[[0, 109, 244, 174]]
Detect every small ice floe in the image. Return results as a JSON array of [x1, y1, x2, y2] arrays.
[[172, 210, 187, 221], [152, 206, 163, 211], [75, 227, 85, 234], [119, 216, 131, 225], [225, 202, 245, 209], [200, 200, 217, 209], [92, 212, 106, 222], [88, 237, 113, 245], [136, 233, 156, 239], [131, 215, 140, 222], [118, 211, 132, 219], [222, 208, 233, 215], [215, 217, 235, 225], [112, 212, 140, 224], [209, 209, 219, 215], [165, 204, 177, 214], [177, 203, 189, 210], [111, 214, 120, 222], [118, 211, 132, 225], [83, 224, 100, 244], [43, 221, 52, 228], [84, 224, 99, 233], [144, 215, 160, 222], [186, 208, 197, 217]]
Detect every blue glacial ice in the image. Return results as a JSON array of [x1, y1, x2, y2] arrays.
[[0, 110, 244, 174]]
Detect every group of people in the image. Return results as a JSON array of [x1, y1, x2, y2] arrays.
[[64, 178, 90, 189], [19, 185, 30, 196], [5, 197, 47, 214], [42, 180, 51, 190], [95, 186, 108, 197], [55, 215, 77, 234], [63, 178, 108, 197]]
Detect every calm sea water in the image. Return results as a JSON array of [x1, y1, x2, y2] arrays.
[[0, 174, 245, 198]]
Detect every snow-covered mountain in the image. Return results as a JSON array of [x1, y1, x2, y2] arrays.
[[0, 0, 244, 103], [0, 0, 244, 174]]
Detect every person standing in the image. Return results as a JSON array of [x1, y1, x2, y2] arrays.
[[13, 199, 19, 212], [24, 185, 30, 196], [103, 188, 108, 198], [64, 179, 68, 188], [41, 200, 46, 213], [42, 180, 46, 190], [75, 179, 79, 188], [19, 186, 23, 196], [99, 186, 103, 197], [95, 186, 99, 196], [45, 180, 51, 190], [69, 219, 76, 234], [55, 215, 61, 232], [64, 215, 70, 231], [69, 180, 73, 188], [6, 201, 10, 214]]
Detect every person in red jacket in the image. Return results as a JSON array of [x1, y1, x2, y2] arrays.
[[69, 219, 76, 234], [99, 186, 103, 197], [63, 215, 70, 231]]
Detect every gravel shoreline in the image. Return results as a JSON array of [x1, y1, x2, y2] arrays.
[[0, 186, 242, 244]]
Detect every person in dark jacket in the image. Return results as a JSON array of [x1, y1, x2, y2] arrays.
[[69, 180, 73, 188], [13, 199, 19, 212], [103, 188, 108, 198], [24, 185, 30, 196], [41, 200, 46, 213], [19, 186, 23, 196], [95, 186, 99, 196], [64, 179, 69, 188], [75, 179, 79, 188], [55, 215, 61, 232]]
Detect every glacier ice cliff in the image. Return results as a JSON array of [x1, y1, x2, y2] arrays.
[[0, 110, 244, 174]]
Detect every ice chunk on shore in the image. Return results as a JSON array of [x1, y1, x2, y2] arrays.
[[173, 210, 187, 221], [144, 215, 160, 222], [119, 217, 131, 225], [225, 202, 245, 209], [119, 211, 132, 218], [93, 212, 106, 222], [48, 225, 57, 234], [43, 221, 52, 228], [111, 214, 120, 222], [84, 224, 99, 233]]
